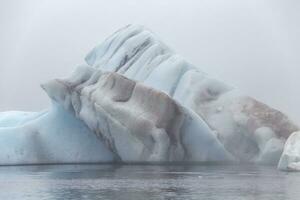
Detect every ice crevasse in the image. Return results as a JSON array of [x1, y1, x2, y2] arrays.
[[0, 25, 298, 169]]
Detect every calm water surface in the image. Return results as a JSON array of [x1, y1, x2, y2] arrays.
[[0, 164, 299, 200]]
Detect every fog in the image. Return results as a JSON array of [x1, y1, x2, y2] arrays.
[[0, 0, 299, 124]]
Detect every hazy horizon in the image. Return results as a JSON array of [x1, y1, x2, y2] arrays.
[[0, 0, 299, 124]]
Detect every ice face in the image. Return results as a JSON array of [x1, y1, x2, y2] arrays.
[[0, 24, 298, 166]]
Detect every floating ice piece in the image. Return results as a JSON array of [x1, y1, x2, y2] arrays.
[[278, 132, 300, 171]]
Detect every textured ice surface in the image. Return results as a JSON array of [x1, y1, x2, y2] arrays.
[[42, 66, 231, 162], [0, 24, 298, 166]]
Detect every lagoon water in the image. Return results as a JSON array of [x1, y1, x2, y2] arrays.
[[0, 164, 299, 200]]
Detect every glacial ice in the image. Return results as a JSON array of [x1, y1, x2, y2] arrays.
[[0, 24, 298, 167]]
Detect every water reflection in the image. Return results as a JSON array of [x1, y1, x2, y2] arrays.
[[0, 164, 299, 200]]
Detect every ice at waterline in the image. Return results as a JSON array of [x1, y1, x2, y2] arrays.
[[0, 25, 299, 171]]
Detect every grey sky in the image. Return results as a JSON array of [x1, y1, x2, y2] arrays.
[[0, 0, 299, 124]]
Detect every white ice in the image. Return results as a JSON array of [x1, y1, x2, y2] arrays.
[[278, 131, 300, 171]]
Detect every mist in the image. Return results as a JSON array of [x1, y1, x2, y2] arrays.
[[0, 0, 299, 124]]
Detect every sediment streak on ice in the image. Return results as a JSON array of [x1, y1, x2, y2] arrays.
[[42, 66, 231, 162]]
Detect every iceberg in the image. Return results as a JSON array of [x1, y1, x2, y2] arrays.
[[278, 132, 300, 171], [0, 25, 298, 167]]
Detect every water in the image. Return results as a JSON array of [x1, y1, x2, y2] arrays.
[[0, 164, 299, 200]]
